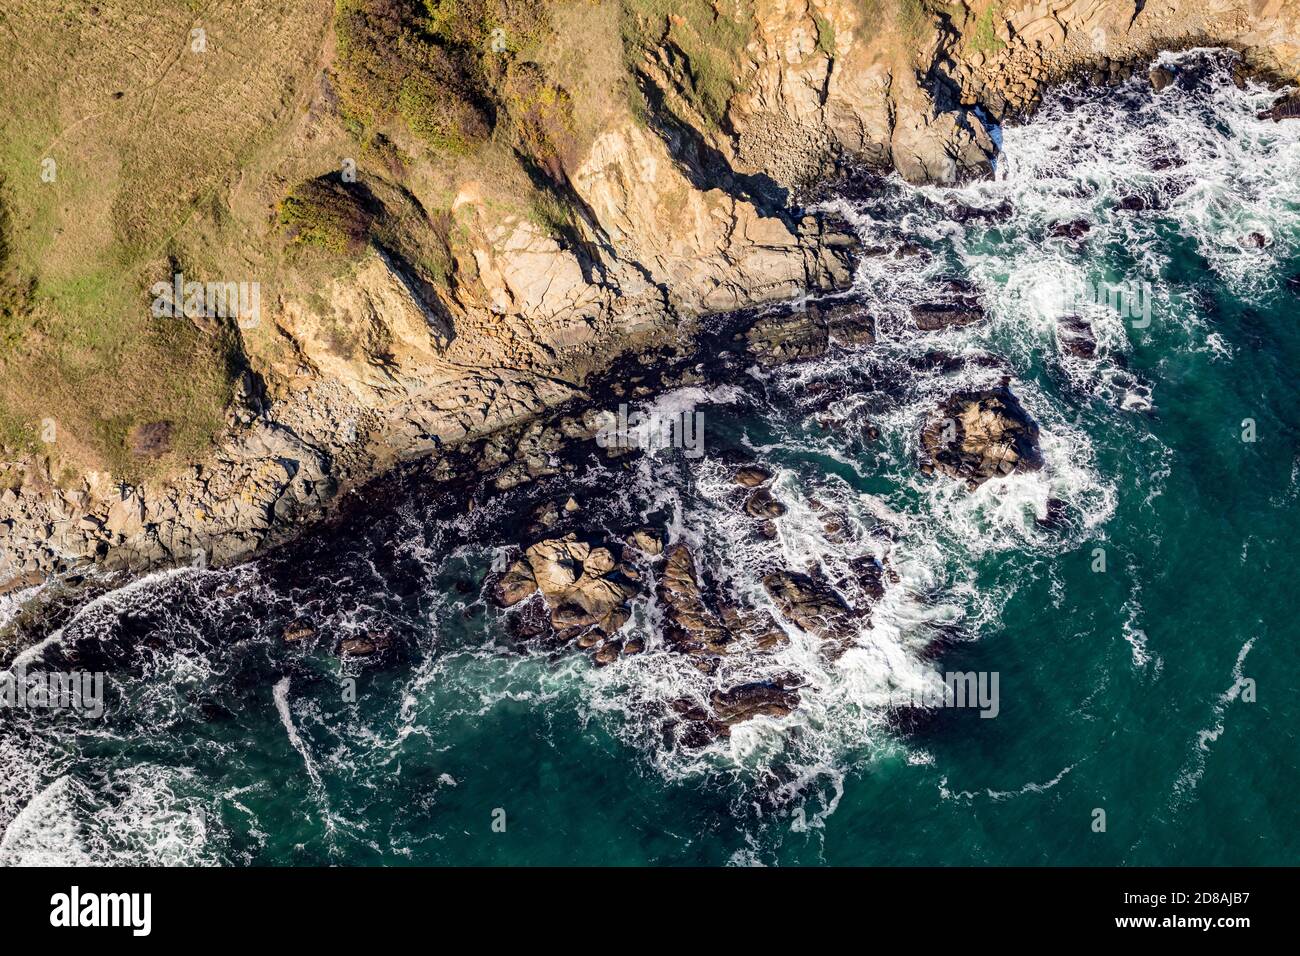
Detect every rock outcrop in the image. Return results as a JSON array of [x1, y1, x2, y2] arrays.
[[920, 384, 1044, 488], [492, 533, 640, 646]]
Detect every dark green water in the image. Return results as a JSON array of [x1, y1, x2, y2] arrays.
[[1, 50, 1297, 865]]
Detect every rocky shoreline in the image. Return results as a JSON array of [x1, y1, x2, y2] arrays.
[[4, 1, 1299, 597]]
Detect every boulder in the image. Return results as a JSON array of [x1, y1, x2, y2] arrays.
[[525, 536, 583, 594], [744, 488, 788, 519], [492, 559, 538, 607], [762, 570, 858, 645], [624, 527, 664, 557], [1056, 315, 1098, 358], [920, 384, 1043, 488], [1149, 66, 1175, 92], [733, 465, 772, 488], [515, 534, 638, 638], [583, 547, 616, 576]]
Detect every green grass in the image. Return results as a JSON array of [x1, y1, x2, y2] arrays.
[[527, 188, 573, 240], [621, 0, 757, 129], [970, 3, 1005, 54], [896, 0, 931, 42], [813, 13, 836, 58]]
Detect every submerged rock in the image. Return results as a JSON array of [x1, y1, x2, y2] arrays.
[[1260, 91, 1300, 122], [920, 384, 1043, 488], [1056, 315, 1098, 358], [1049, 219, 1091, 241]]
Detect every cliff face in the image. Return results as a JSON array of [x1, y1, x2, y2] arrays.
[[0, 0, 1297, 587]]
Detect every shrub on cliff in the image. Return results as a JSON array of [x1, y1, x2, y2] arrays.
[[501, 61, 577, 182], [0, 180, 35, 350], [278, 175, 381, 256], [334, 0, 493, 152], [333, 0, 557, 154]]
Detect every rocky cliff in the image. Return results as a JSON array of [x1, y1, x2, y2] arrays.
[[1, 0, 1297, 589]]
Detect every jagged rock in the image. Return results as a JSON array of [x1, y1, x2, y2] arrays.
[[734, 466, 772, 488], [492, 559, 538, 607], [525, 537, 582, 593], [912, 278, 986, 331], [745, 301, 876, 366], [104, 493, 145, 538], [746, 310, 829, 366], [762, 570, 859, 645], [1260, 92, 1300, 122], [657, 545, 732, 655], [710, 682, 800, 725], [527, 500, 561, 535], [947, 199, 1014, 223], [920, 384, 1043, 488], [847, 556, 886, 602], [718, 603, 787, 651], [593, 640, 622, 665], [624, 527, 664, 557], [744, 488, 787, 519], [1057, 316, 1098, 359]]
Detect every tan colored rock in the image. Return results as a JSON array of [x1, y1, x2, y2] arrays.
[[920, 386, 1043, 488], [624, 527, 664, 557]]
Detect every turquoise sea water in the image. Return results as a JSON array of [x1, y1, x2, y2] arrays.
[[1, 50, 1297, 866]]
